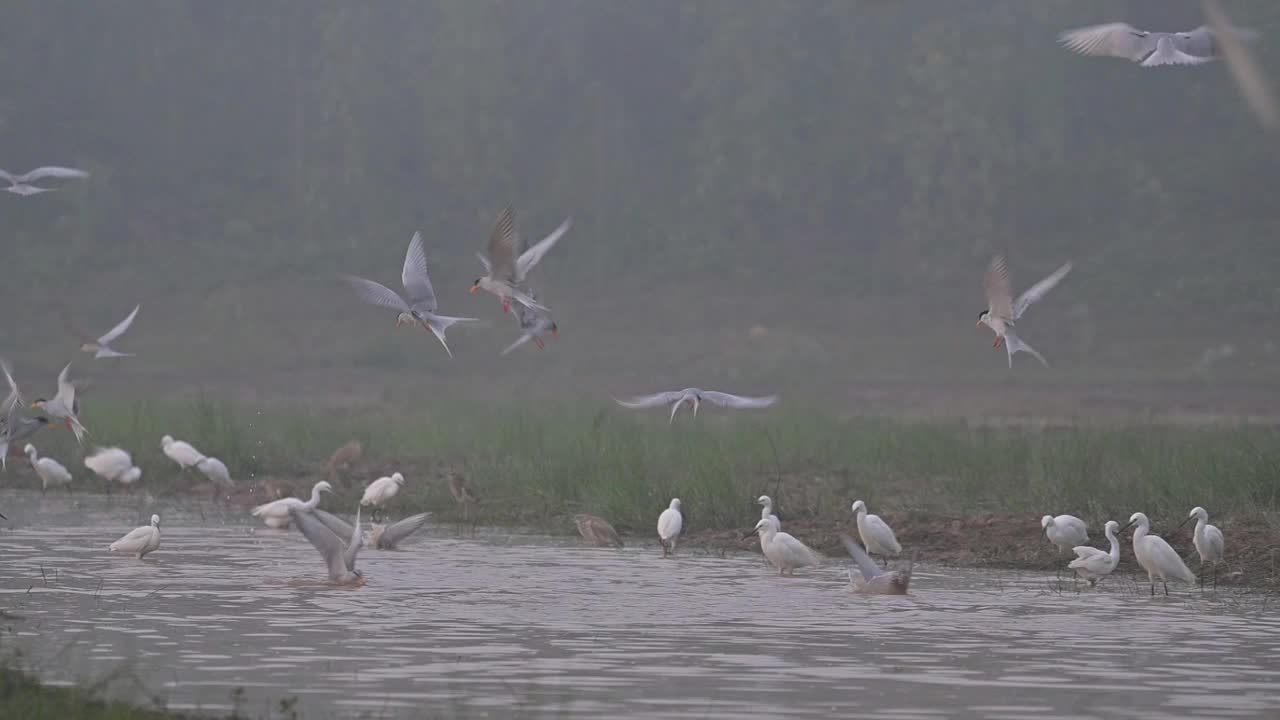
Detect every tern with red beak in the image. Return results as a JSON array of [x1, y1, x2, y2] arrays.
[[471, 206, 568, 313], [977, 256, 1071, 368]]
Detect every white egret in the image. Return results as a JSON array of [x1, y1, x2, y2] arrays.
[[840, 535, 913, 595], [290, 506, 364, 585], [360, 472, 405, 507], [196, 456, 234, 491], [1042, 514, 1089, 554], [1068, 520, 1121, 587], [1121, 512, 1195, 596], [161, 435, 206, 470], [109, 514, 161, 560], [745, 516, 820, 576], [23, 444, 72, 491], [756, 495, 780, 524], [657, 498, 683, 558], [1178, 506, 1225, 589], [83, 447, 142, 488], [574, 513, 623, 548], [250, 480, 332, 529], [851, 500, 901, 567]]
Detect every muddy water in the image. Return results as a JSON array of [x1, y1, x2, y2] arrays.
[[0, 491, 1277, 719]]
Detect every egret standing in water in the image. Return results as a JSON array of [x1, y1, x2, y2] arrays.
[[1121, 512, 1195, 596], [251, 480, 332, 529], [360, 472, 405, 521], [745, 516, 820, 576], [851, 500, 901, 567], [1178, 506, 1225, 590], [657, 498, 682, 558], [1067, 520, 1122, 587], [1041, 514, 1088, 554], [109, 514, 161, 560]]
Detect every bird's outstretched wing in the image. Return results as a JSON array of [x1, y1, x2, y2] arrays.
[[97, 304, 140, 345], [1012, 262, 1071, 320], [983, 256, 1014, 319], [515, 218, 571, 281], [16, 166, 90, 184], [381, 512, 431, 547], [700, 391, 778, 409], [1058, 23, 1153, 61], [290, 507, 349, 581], [343, 507, 363, 572], [614, 391, 684, 409], [310, 509, 354, 544], [485, 207, 520, 281], [400, 232, 438, 311], [840, 535, 885, 581], [342, 275, 411, 313]]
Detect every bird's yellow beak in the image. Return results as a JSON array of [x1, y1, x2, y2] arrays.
[[29, 401, 40, 409], [975, 319, 983, 327], [469, 285, 479, 294]]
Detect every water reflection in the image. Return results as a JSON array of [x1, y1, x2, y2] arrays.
[[0, 491, 1277, 719]]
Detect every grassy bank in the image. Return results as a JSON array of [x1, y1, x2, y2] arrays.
[[0, 667, 199, 720]]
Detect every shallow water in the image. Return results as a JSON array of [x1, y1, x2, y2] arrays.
[[0, 491, 1277, 719]]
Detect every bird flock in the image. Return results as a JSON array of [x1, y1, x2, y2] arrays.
[[0, 8, 1263, 591]]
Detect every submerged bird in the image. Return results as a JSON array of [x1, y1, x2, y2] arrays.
[[501, 293, 559, 355], [471, 207, 569, 312], [1042, 514, 1089, 554], [251, 480, 333, 529], [1122, 512, 1195, 596], [841, 536, 913, 595], [290, 505, 364, 585], [745, 516, 820, 576], [0, 166, 89, 196], [312, 508, 432, 551], [1068, 520, 1122, 587], [360, 472, 405, 508], [978, 256, 1072, 367], [851, 500, 901, 567], [24, 444, 72, 492], [1058, 22, 1256, 67], [343, 231, 477, 358], [614, 388, 778, 424], [79, 304, 140, 359], [657, 498, 683, 558], [30, 363, 89, 444], [1178, 506, 1225, 589], [83, 447, 142, 487], [574, 513, 624, 548], [109, 514, 161, 560], [161, 435, 206, 470]]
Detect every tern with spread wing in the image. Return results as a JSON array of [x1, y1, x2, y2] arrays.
[[0, 360, 49, 470], [614, 388, 777, 424], [79, 304, 139, 359], [311, 508, 432, 551], [0, 166, 89, 196], [841, 536, 913, 595], [1058, 22, 1256, 67], [31, 363, 89, 443], [290, 505, 364, 585], [502, 293, 559, 355], [977, 256, 1071, 368], [471, 207, 569, 313], [343, 232, 477, 358]]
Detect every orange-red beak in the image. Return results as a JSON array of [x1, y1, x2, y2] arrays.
[[469, 285, 480, 294]]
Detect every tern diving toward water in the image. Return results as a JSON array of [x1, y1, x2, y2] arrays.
[[502, 292, 559, 355], [79, 304, 140, 359], [841, 536, 913, 595], [343, 231, 477, 358], [311, 508, 432, 551], [290, 505, 365, 586], [614, 388, 778, 424], [1058, 22, 1255, 67], [977, 256, 1072, 368], [30, 363, 89, 444], [471, 206, 570, 313], [0, 166, 89, 196]]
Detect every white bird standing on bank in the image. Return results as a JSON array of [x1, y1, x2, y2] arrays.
[[1058, 22, 1255, 67], [23, 444, 72, 492], [1068, 520, 1122, 587], [80, 304, 140, 359], [251, 480, 333, 529], [657, 498, 683, 558], [756, 495, 780, 524], [343, 232, 477, 358], [977, 256, 1072, 367], [161, 435, 206, 470], [0, 166, 89, 196], [290, 505, 364, 586], [614, 388, 778, 424], [83, 447, 142, 488], [1122, 512, 1196, 596], [109, 514, 161, 560], [1179, 506, 1225, 589], [361, 473, 405, 507], [1042, 514, 1089, 554], [841, 536, 913, 595], [745, 516, 820, 576], [30, 363, 88, 443], [471, 206, 569, 313], [851, 500, 901, 567]]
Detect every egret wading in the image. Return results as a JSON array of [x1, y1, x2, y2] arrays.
[[1121, 512, 1195, 596]]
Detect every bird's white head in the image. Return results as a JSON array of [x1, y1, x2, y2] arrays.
[[753, 518, 771, 534], [1189, 506, 1207, 520], [976, 309, 991, 328], [1104, 520, 1120, 535], [852, 500, 867, 515], [123, 467, 143, 484], [395, 312, 415, 328], [315, 480, 334, 494], [150, 514, 160, 527], [1040, 515, 1054, 529], [23, 443, 36, 457], [756, 495, 770, 506], [392, 472, 405, 485], [1122, 512, 1149, 533], [669, 498, 681, 510], [161, 435, 174, 447]]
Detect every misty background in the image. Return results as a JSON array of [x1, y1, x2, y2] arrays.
[[2, 0, 1279, 419]]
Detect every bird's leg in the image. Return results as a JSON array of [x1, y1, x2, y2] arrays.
[[993, 336, 1003, 349], [1150, 580, 1155, 597], [1163, 581, 1169, 597], [534, 337, 545, 350], [501, 298, 511, 314], [1212, 564, 1217, 591], [881, 556, 888, 569]]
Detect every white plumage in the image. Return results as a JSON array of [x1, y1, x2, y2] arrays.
[[251, 480, 333, 529], [1068, 520, 1121, 586], [83, 446, 142, 485], [360, 472, 405, 507], [161, 434, 206, 469], [657, 498, 683, 557], [1042, 514, 1089, 553], [196, 456, 234, 490], [23, 444, 72, 491], [749, 516, 820, 576], [1125, 512, 1195, 595], [852, 500, 901, 565], [1185, 506, 1225, 589], [109, 514, 161, 559]]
